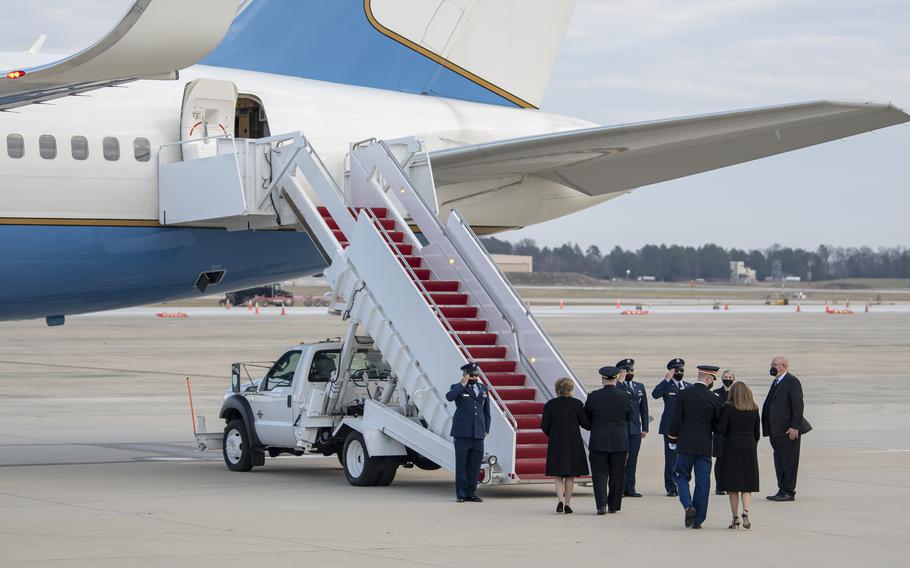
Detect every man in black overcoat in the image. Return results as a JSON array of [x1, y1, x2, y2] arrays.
[[668, 365, 722, 529], [762, 356, 812, 502], [585, 366, 632, 514]]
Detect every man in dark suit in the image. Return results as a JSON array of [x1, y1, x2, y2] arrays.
[[652, 358, 690, 496], [668, 365, 722, 529], [762, 356, 812, 502], [712, 370, 735, 495], [585, 365, 632, 514], [616, 358, 648, 498], [445, 362, 491, 503]]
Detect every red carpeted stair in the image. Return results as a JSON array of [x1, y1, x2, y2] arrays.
[[318, 205, 549, 479]]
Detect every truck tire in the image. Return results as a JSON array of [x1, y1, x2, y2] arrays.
[[342, 431, 382, 486], [223, 419, 254, 472], [375, 457, 399, 486]]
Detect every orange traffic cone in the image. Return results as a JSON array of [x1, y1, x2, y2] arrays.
[[559, 299, 565, 309], [724, 303, 729, 311], [225, 300, 231, 310], [796, 303, 801, 313], [616, 299, 621, 309], [254, 302, 260, 315], [280, 305, 286, 316]]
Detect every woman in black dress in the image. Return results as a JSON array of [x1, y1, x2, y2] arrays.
[[540, 377, 591, 513], [715, 381, 761, 529]]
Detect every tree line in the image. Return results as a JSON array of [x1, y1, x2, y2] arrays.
[[480, 237, 910, 282]]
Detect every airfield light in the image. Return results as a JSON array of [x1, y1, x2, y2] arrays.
[[449, 258, 455, 265], [530, 356, 537, 364], [400, 187, 405, 194], [6, 70, 26, 80]]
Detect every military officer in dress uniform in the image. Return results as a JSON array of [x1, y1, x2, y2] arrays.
[[652, 358, 690, 496], [616, 358, 648, 498], [445, 362, 491, 503]]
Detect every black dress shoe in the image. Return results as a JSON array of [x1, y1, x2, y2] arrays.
[[684, 506, 696, 528], [467, 496, 484, 502], [716, 490, 727, 496], [667, 490, 678, 497], [556, 502, 564, 513], [627, 492, 643, 498], [773, 493, 795, 502], [608, 509, 619, 514], [456, 497, 465, 503], [597, 508, 607, 515], [691, 524, 702, 529], [564, 505, 573, 514], [766, 492, 783, 500]]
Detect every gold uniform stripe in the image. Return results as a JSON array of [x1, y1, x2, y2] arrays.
[[363, 0, 537, 110]]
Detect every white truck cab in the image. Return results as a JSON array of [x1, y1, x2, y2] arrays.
[[199, 338, 440, 486]]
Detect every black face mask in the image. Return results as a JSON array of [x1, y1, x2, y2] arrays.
[[722, 379, 734, 387], [625, 373, 634, 381], [769, 366, 778, 377], [467, 378, 478, 385], [673, 370, 684, 380]]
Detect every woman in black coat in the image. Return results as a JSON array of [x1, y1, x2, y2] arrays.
[[715, 381, 761, 529], [540, 377, 591, 514]]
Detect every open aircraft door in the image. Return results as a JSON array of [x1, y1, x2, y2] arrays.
[[180, 78, 238, 160]]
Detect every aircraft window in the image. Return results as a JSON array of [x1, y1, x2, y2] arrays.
[[7, 134, 24, 158], [39, 135, 57, 159], [133, 138, 151, 162], [71, 136, 89, 160], [103, 137, 120, 161], [262, 351, 301, 391]]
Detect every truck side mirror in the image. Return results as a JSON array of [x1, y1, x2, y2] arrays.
[[231, 363, 241, 393]]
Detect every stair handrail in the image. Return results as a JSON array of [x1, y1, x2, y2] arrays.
[[372, 139, 560, 400], [448, 209, 586, 399], [358, 207, 519, 431]]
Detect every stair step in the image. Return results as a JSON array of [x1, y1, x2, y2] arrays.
[[515, 414, 542, 429], [479, 360, 516, 373], [484, 373, 526, 387], [316, 206, 330, 217], [383, 231, 405, 243], [496, 387, 537, 400], [332, 229, 347, 242], [324, 218, 339, 230], [400, 256, 423, 268], [504, 401, 544, 415], [421, 280, 459, 292], [396, 243, 414, 255], [516, 444, 548, 459], [452, 332, 497, 345], [375, 218, 396, 230], [515, 458, 547, 476], [439, 306, 477, 318], [463, 345, 506, 359], [411, 268, 431, 280], [428, 293, 468, 306], [516, 430, 549, 445], [445, 318, 487, 332]]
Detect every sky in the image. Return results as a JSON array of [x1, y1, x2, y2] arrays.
[[2, 0, 908, 251]]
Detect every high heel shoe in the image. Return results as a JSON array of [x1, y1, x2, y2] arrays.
[[556, 502, 564, 513], [742, 510, 751, 529], [564, 505, 573, 514], [728, 515, 741, 529]]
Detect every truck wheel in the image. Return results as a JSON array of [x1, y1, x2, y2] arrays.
[[342, 431, 382, 486], [336, 451, 345, 468], [375, 457, 399, 486], [223, 419, 254, 472]]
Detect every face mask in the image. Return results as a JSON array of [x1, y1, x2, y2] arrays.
[[769, 366, 778, 377], [468, 378, 478, 385], [625, 373, 634, 381], [673, 370, 684, 380], [722, 379, 734, 387]]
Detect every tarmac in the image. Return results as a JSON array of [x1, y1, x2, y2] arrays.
[[1, 304, 909, 566]]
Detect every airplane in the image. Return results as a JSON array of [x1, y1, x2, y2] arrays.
[[1, 0, 907, 325]]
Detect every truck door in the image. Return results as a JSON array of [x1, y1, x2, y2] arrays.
[[180, 78, 238, 161], [252, 350, 301, 448]]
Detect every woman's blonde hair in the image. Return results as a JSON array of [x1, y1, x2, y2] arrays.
[[728, 381, 758, 411], [555, 377, 574, 397]]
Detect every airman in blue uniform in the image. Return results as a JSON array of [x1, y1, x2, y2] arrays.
[[617, 358, 648, 497], [652, 357, 690, 496], [446, 362, 491, 503]]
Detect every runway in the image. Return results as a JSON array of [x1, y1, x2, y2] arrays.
[[1, 307, 909, 566]]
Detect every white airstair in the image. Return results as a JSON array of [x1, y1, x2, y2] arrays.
[[159, 131, 588, 483]]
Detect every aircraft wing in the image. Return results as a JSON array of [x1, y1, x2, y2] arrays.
[[0, 0, 240, 111], [429, 101, 910, 195]]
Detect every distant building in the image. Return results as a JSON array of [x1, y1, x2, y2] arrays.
[[491, 254, 533, 273], [730, 261, 757, 283]]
